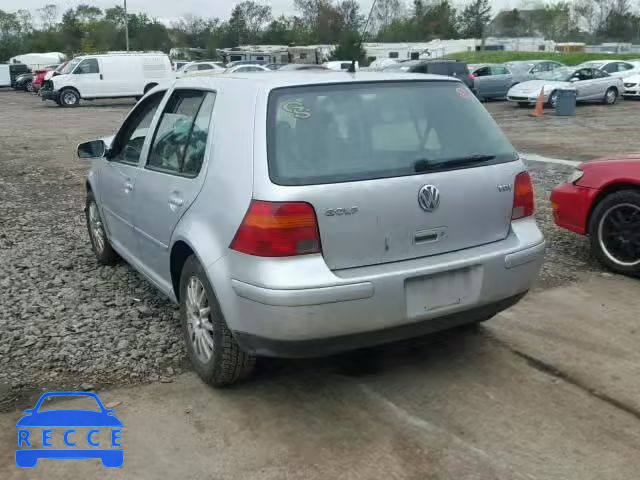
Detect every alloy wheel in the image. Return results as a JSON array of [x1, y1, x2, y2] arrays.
[[88, 202, 105, 254], [185, 276, 214, 363], [598, 203, 640, 267]]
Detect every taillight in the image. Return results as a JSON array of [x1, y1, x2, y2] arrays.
[[512, 172, 535, 220], [230, 200, 321, 257]]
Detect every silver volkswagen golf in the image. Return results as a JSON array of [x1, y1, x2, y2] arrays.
[[78, 72, 545, 386]]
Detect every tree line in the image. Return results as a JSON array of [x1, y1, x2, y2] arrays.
[[2, 0, 640, 62]]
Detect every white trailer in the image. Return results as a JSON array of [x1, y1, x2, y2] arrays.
[[9, 52, 65, 70], [0, 64, 10, 87]]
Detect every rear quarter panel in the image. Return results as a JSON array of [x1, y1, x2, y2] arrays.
[[170, 78, 258, 270]]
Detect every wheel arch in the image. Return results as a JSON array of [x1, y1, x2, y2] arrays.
[[170, 241, 195, 302], [60, 85, 81, 96], [587, 182, 640, 231]]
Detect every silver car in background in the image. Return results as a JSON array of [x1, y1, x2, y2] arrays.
[[78, 72, 544, 386], [507, 66, 624, 107], [469, 63, 518, 100], [575, 60, 640, 79], [505, 60, 565, 81]]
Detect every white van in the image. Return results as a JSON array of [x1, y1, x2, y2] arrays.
[[41, 52, 172, 107]]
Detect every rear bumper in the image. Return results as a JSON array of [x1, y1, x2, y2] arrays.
[[209, 218, 545, 357], [550, 182, 597, 235], [235, 292, 527, 357]]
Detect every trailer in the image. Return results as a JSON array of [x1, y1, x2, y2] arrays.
[[0, 64, 10, 87]]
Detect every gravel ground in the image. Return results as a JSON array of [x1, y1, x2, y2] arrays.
[[0, 90, 608, 411], [486, 99, 640, 161]]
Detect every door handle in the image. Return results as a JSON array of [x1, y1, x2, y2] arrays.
[[168, 193, 184, 210], [100, 74, 103, 80], [123, 181, 133, 193]]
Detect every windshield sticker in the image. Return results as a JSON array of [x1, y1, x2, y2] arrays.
[[282, 100, 312, 119], [456, 87, 472, 99]]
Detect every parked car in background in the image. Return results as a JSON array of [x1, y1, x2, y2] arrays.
[[172, 60, 189, 71], [622, 73, 640, 98], [41, 52, 173, 107], [469, 63, 519, 100], [505, 60, 565, 81], [576, 60, 640, 79], [384, 59, 475, 91], [507, 67, 623, 107], [187, 64, 272, 77], [12, 72, 34, 92], [551, 158, 640, 276], [276, 63, 328, 71], [225, 64, 271, 73], [8, 63, 30, 88], [323, 60, 359, 71], [226, 60, 269, 67], [176, 61, 225, 77], [32, 64, 60, 91], [77, 71, 543, 386]]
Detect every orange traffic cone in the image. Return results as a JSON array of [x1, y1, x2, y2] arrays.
[[529, 88, 545, 117]]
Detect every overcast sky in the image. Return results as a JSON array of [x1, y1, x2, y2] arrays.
[[5, 0, 518, 23]]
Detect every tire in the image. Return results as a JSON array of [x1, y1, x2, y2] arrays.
[[25, 80, 34, 92], [59, 88, 80, 107], [179, 255, 255, 386], [603, 87, 618, 105], [588, 189, 640, 276], [85, 191, 118, 265], [547, 90, 558, 108]]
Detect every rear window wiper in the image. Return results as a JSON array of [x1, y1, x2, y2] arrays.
[[414, 154, 496, 172]]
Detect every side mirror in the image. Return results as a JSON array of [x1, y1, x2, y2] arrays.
[[569, 78, 579, 83], [77, 140, 106, 159]]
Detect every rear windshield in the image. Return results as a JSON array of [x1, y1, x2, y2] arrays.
[[267, 81, 516, 186]]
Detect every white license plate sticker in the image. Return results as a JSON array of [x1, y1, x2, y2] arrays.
[[405, 267, 482, 319]]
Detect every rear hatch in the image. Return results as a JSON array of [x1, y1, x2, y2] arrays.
[[266, 80, 521, 270]]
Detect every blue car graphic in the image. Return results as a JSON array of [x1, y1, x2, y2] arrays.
[[16, 391, 123, 468]]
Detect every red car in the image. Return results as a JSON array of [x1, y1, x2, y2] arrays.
[[32, 63, 62, 92], [551, 157, 640, 275]]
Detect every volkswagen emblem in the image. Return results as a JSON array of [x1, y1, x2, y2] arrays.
[[418, 185, 440, 212]]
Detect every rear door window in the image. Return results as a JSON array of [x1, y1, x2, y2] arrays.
[[491, 66, 510, 75], [267, 81, 515, 186], [147, 89, 215, 176]]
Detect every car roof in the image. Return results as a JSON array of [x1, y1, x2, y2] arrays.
[[76, 52, 166, 59], [174, 71, 461, 91], [508, 60, 547, 64]]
